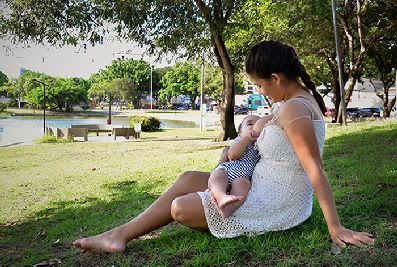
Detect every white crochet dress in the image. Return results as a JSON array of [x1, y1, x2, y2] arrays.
[[198, 98, 326, 238]]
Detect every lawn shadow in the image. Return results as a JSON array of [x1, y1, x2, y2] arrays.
[[0, 179, 162, 266], [1, 124, 396, 266]]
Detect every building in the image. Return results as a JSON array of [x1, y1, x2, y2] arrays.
[[322, 78, 396, 109]]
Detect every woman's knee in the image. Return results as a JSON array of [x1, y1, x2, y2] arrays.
[[170, 196, 185, 222]]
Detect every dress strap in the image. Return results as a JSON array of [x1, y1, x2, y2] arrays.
[[289, 97, 314, 120]]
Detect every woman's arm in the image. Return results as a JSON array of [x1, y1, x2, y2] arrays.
[[284, 118, 374, 247]]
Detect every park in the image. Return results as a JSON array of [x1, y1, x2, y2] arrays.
[[1, 0, 397, 266]]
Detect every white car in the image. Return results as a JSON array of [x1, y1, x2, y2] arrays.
[[257, 105, 270, 116]]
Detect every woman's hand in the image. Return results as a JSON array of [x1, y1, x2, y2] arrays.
[[329, 225, 375, 247]]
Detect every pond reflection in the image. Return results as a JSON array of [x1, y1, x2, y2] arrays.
[[0, 115, 197, 146]]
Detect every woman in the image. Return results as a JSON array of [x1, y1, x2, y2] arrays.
[[73, 41, 374, 252]]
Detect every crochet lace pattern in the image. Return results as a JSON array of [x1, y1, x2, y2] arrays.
[[198, 99, 326, 238]]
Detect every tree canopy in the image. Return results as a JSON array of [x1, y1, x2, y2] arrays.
[[1, 0, 249, 140], [0, 71, 8, 87]]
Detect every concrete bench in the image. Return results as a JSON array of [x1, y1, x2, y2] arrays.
[[68, 128, 88, 141], [112, 127, 139, 140], [71, 124, 123, 136]]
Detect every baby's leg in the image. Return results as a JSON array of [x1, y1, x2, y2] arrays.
[[221, 178, 251, 218], [208, 169, 243, 218]]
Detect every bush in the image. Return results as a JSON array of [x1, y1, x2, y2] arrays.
[[0, 102, 7, 113], [34, 136, 73, 143], [129, 115, 161, 132]]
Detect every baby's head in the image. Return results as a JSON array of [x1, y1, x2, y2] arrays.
[[238, 115, 260, 136]]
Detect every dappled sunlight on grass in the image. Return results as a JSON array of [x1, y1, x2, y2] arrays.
[[1, 121, 396, 266]]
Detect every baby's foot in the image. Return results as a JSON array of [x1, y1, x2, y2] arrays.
[[220, 197, 245, 218], [72, 229, 126, 253], [216, 195, 244, 218]]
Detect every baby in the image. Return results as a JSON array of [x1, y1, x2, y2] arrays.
[[208, 115, 262, 218]]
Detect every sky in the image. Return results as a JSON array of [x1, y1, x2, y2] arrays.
[[0, 38, 174, 79]]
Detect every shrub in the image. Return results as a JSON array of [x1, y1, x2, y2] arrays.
[[129, 115, 161, 132], [35, 136, 73, 143], [0, 102, 7, 113]]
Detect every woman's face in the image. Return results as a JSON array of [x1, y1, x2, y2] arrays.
[[249, 75, 280, 102]]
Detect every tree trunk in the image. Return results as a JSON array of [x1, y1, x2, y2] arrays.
[[212, 35, 237, 141], [194, 0, 237, 141]]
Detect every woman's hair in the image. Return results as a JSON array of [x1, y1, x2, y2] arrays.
[[245, 40, 326, 114]]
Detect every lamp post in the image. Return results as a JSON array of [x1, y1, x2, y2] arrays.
[[150, 64, 153, 109], [32, 79, 47, 135], [200, 55, 205, 130], [331, 0, 347, 125]]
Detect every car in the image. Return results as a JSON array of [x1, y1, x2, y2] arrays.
[[257, 105, 270, 116], [234, 105, 249, 115], [360, 107, 382, 117], [346, 107, 361, 118]]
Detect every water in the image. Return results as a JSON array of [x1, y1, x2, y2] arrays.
[[0, 115, 197, 146]]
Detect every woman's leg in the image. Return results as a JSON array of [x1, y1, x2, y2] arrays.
[[73, 171, 210, 252], [171, 193, 209, 230]]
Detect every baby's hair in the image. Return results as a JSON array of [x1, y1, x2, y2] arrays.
[[238, 115, 251, 133], [237, 122, 243, 133], [245, 40, 327, 115]]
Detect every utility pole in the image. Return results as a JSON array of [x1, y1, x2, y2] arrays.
[[150, 65, 153, 109], [200, 55, 205, 130], [331, 0, 347, 125]]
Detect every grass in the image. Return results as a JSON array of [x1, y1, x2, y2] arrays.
[[34, 136, 73, 143], [0, 120, 396, 266]]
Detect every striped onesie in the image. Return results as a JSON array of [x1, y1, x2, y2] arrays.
[[215, 136, 261, 183]]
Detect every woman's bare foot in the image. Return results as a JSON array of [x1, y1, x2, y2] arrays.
[[72, 229, 126, 253]]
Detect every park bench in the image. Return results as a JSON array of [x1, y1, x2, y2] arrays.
[[46, 126, 88, 141], [112, 127, 140, 140], [71, 124, 123, 136]]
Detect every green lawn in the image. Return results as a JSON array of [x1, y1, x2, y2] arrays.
[[1, 121, 396, 266]]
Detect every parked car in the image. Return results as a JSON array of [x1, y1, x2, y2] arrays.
[[360, 107, 382, 117], [257, 105, 270, 116], [234, 105, 249, 115], [346, 107, 361, 118]]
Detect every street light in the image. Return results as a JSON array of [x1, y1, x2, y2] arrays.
[[200, 55, 205, 130], [32, 79, 47, 135], [331, 0, 347, 125]]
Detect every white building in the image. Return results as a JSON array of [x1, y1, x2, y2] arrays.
[[322, 78, 396, 108]]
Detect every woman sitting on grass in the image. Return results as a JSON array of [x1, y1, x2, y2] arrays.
[[73, 40, 374, 253]]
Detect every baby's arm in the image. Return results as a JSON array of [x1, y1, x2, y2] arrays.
[[227, 136, 251, 160]]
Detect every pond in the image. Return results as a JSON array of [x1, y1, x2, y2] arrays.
[[0, 115, 197, 146]]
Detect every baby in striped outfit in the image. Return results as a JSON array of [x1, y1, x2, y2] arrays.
[[208, 115, 261, 218]]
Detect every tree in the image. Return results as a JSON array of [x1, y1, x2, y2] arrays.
[[159, 62, 201, 108], [227, 0, 397, 122], [0, 71, 8, 87], [89, 58, 151, 107], [1, 0, 248, 140], [364, 37, 397, 117]]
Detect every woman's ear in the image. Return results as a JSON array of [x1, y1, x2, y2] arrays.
[[271, 73, 281, 86]]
